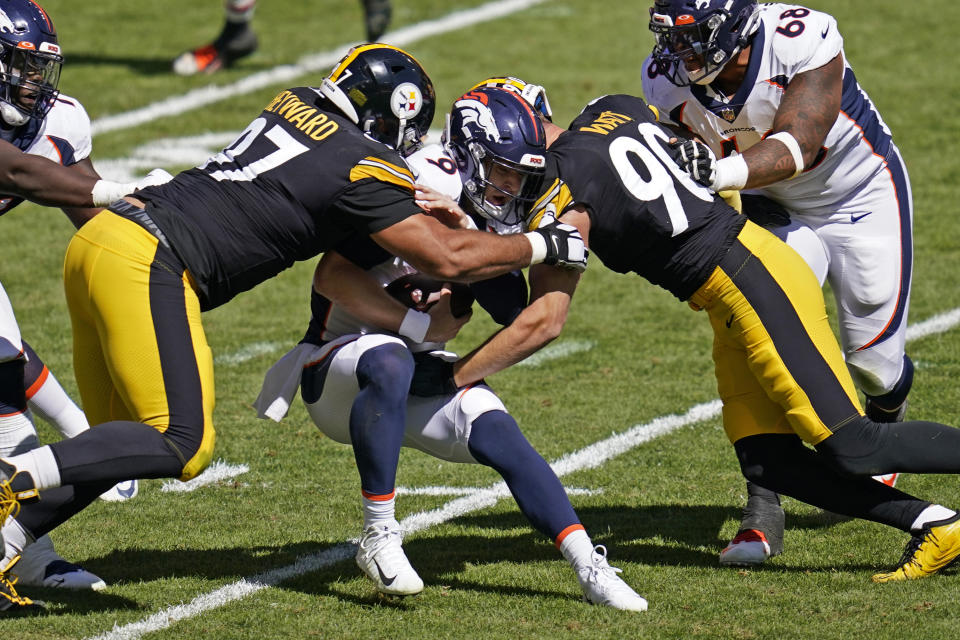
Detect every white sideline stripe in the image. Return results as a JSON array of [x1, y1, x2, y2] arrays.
[[159, 460, 249, 493], [516, 340, 596, 367], [83, 307, 960, 640], [214, 341, 285, 366], [89, 0, 550, 137]]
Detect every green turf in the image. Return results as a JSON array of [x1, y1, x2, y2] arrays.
[[2, 0, 959, 638]]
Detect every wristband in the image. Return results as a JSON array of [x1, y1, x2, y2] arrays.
[[524, 231, 548, 266], [768, 131, 805, 178], [712, 154, 749, 191], [399, 308, 431, 343], [91, 179, 134, 207]]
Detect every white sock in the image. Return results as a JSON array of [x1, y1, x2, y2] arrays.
[[3, 445, 61, 490], [362, 493, 396, 529], [2, 516, 33, 565], [557, 527, 594, 573], [0, 411, 39, 457], [911, 505, 957, 532], [26, 370, 90, 439]]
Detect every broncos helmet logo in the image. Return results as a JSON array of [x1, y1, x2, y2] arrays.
[[454, 93, 502, 144], [0, 10, 16, 34]]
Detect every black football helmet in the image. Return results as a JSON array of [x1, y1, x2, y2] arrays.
[[319, 43, 435, 156], [649, 0, 760, 87], [0, 0, 62, 126], [443, 87, 547, 226]]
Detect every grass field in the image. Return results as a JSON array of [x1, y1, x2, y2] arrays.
[[2, 0, 960, 638]]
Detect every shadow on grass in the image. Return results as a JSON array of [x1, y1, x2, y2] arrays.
[[64, 52, 272, 77], [24, 502, 884, 615]]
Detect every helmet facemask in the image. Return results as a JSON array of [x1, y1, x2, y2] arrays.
[[445, 88, 547, 227], [649, 0, 759, 87], [461, 143, 544, 226], [0, 43, 61, 127]]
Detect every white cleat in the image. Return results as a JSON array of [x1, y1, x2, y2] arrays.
[[719, 529, 771, 566], [39, 560, 106, 591], [355, 520, 423, 596], [577, 545, 648, 612], [16, 558, 106, 591], [100, 479, 138, 502], [13, 535, 107, 591]]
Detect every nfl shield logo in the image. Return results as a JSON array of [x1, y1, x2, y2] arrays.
[[720, 107, 736, 122]]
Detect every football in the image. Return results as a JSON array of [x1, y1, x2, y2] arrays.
[[385, 273, 474, 318]]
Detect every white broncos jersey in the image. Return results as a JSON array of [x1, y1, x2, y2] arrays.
[[642, 4, 896, 214], [0, 93, 92, 216]]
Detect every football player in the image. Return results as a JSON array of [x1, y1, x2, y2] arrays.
[[0, 0, 155, 603], [0, 45, 587, 612], [254, 86, 646, 611], [642, 0, 917, 565], [507, 92, 960, 584], [172, 0, 393, 75]]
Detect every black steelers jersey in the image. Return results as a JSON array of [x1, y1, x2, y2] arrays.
[[530, 94, 745, 301], [137, 86, 420, 310]]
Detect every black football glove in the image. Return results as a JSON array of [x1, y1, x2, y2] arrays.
[[531, 220, 588, 272], [670, 138, 717, 188], [410, 351, 458, 397], [740, 194, 792, 228]]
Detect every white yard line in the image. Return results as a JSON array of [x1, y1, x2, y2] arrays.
[[84, 307, 960, 639], [90, 0, 550, 137], [159, 460, 250, 494]]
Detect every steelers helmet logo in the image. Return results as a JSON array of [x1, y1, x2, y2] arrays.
[[391, 82, 423, 120]]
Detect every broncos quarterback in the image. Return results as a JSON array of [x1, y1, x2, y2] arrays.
[[255, 84, 646, 611]]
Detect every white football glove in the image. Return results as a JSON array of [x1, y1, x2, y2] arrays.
[[91, 168, 175, 207], [526, 220, 588, 272]]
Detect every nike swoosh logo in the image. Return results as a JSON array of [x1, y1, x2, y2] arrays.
[[374, 559, 397, 586], [117, 481, 136, 498], [725, 314, 734, 328], [851, 212, 872, 223], [821, 26, 829, 38]]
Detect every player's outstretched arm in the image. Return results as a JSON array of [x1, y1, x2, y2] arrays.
[[450, 206, 590, 386], [677, 54, 844, 192], [0, 139, 100, 207], [373, 212, 587, 282]]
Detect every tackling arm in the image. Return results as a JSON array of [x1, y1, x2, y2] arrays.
[[0, 139, 100, 207], [450, 206, 589, 386], [740, 53, 843, 189]]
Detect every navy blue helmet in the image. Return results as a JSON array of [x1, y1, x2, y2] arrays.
[[649, 0, 759, 87], [319, 43, 435, 157], [443, 87, 547, 226], [0, 0, 62, 126]]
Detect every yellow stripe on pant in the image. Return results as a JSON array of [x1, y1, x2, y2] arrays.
[[63, 210, 215, 480], [689, 221, 863, 445]]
